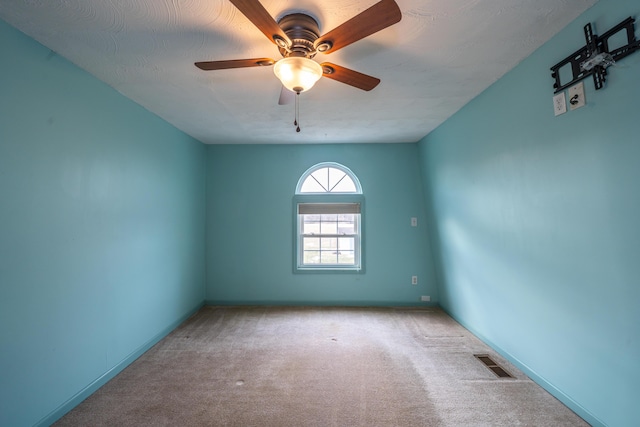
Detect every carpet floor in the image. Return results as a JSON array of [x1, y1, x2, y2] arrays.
[[55, 306, 588, 426]]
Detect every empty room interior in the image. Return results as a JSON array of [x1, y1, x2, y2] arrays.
[[1, 0, 638, 425]]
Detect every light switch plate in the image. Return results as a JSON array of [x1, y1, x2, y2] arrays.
[[568, 82, 585, 110], [553, 92, 566, 116]]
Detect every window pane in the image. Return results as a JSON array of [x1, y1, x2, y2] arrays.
[[310, 168, 329, 192], [338, 219, 355, 235], [300, 176, 326, 193], [320, 238, 337, 249], [338, 214, 355, 221], [331, 173, 357, 192], [321, 220, 337, 235], [304, 251, 321, 264], [303, 237, 320, 250], [338, 237, 354, 251], [328, 168, 346, 191], [302, 220, 320, 235], [320, 250, 337, 264], [337, 251, 355, 264], [304, 214, 321, 221]]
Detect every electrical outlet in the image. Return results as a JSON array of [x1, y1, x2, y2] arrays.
[[568, 82, 585, 110], [411, 276, 418, 285], [421, 296, 430, 302], [411, 217, 418, 227], [553, 92, 566, 116]]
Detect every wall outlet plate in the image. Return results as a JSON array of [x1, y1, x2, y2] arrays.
[[411, 276, 418, 285], [411, 217, 418, 227], [568, 82, 585, 110], [553, 92, 567, 116]]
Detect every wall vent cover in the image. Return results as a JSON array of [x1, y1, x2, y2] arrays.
[[474, 354, 515, 379]]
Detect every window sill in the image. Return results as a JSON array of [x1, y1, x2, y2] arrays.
[[294, 266, 364, 274]]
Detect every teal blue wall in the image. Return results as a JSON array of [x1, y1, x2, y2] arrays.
[[206, 144, 438, 306], [418, 0, 639, 425], [5, 0, 640, 423], [0, 20, 206, 426]]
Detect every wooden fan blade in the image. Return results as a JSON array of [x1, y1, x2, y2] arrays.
[[229, 0, 291, 46], [195, 58, 275, 70], [278, 85, 295, 105], [315, 0, 401, 54], [320, 63, 381, 91]]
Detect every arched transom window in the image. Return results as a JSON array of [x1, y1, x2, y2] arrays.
[[296, 164, 362, 194], [294, 163, 363, 272]]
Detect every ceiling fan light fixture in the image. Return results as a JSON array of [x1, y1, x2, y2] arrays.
[[273, 57, 323, 93]]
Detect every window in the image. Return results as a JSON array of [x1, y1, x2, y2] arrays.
[[294, 163, 363, 272], [298, 165, 359, 193], [298, 203, 360, 266]]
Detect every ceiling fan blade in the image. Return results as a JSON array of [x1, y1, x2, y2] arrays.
[[195, 58, 275, 70], [278, 85, 295, 105], [229, 0, 291, 47], [315, 0, 401, 54], [320, 63, 381, 91]]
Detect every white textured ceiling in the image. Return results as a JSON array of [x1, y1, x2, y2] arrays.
[[1, 0, 596, 144]]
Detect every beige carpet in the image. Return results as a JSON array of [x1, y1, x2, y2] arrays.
[[55, 306, 588, 426]]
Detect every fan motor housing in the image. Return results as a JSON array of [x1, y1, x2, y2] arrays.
[[277, 13, 320, 58]]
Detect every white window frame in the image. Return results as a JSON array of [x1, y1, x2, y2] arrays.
[[294, 163, 364, 273]]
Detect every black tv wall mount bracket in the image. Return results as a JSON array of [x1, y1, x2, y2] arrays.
[[550, 17, 640, 93]]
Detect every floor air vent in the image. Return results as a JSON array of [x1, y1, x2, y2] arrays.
[[474, 354, 515, 378]]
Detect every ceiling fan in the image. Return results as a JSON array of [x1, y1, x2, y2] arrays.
[[195, 0, 402, 98]]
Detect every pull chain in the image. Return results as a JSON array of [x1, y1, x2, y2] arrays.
[[294, 91, 301, 132]]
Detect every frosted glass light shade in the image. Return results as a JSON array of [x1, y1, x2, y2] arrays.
[[273, 57, 323, 93]]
